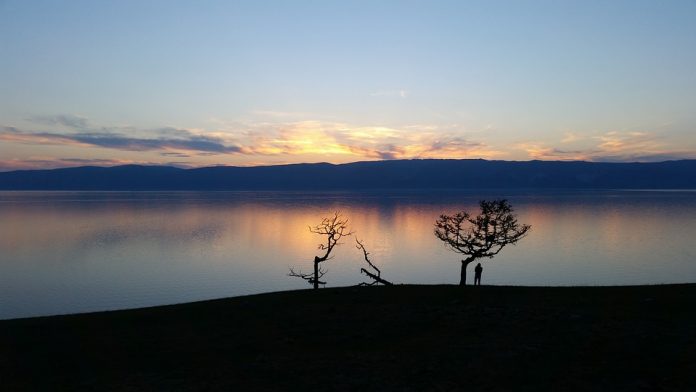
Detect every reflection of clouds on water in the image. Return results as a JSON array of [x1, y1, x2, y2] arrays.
[[0, 205, 227, 250], [85, 222, 224, 247]]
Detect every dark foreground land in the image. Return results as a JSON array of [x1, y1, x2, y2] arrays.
[[2, 285, 696, 391]]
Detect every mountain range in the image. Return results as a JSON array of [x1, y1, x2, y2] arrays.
[[1, 159, 695, 190]]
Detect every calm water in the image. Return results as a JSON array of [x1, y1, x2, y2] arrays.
[[1, 190, 695, 319]]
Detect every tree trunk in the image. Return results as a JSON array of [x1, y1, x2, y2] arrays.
[[313, 257, 319, 290], [460, 258, 474, 286]]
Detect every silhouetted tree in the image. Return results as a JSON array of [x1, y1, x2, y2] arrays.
[[356, 238, 392, 286], [289, 212, 353, 289], [434, 199, 530, 286]]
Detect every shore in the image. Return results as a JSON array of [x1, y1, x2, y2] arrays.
[[2, 284, 695, 391]]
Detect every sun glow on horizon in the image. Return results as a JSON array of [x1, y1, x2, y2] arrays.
[[1, 2, 695, 170]]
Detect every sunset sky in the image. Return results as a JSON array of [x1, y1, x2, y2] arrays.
[[1, 0, 695, 170]]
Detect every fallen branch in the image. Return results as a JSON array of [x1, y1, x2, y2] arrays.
[[356, 238, 393, 286], [360, 267, 392, 286]]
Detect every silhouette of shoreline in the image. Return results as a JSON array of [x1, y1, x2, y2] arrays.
[[2, 284, 695, 391], [2, 159, 696, 190]]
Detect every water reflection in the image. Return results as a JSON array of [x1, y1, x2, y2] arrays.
[[1, 190, 695, 319]]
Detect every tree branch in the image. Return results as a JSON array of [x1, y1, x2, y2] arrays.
[[288, 267, 327, 286], [355, 238, 393, 286]]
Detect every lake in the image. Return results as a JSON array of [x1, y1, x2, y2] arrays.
[[1, 190, 695, 319]]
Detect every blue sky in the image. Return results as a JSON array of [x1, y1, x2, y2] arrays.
[[1, 0, 695, 170]]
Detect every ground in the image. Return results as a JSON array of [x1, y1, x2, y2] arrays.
[[2, 284, 695, 391]]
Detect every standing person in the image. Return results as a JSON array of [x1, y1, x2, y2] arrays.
[[474, 263, 483, 286]]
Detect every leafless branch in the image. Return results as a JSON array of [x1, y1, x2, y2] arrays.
[[289, 212, 353, 289], [356, 238, 381, 276], [310, 211, 354, 263], [355, 238, 392, 286], [288, 267, 326, 286]]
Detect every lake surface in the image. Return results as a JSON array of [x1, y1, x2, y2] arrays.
[[1, 190, 695, 319]]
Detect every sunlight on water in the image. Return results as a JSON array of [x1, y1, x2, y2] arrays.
[[1, 190, 695, 319]]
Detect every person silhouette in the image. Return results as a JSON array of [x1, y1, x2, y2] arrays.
[[474, 263, 483, 286]]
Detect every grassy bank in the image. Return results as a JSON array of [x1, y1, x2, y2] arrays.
[[2, 284, 696, 391]]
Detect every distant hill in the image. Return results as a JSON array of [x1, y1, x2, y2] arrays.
[[1, 159, 695, 190]]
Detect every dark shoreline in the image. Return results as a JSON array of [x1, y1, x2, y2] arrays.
[[3, 159, 696, 190], [3, 284, 695, 391]]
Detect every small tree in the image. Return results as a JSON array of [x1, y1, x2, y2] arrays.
[[434, 199, 530, 286], [289, 212, 353, 289], [356, 238, 392, 286]]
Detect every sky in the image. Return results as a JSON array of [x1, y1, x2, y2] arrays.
[[1, 0, 695, 170]]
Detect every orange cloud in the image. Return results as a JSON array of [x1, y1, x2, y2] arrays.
[[210, 120, 502, 160], [0, 118, 503, 168], [518, 131, 696, 162]]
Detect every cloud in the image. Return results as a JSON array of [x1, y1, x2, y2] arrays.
[[560, 132, 582, 143], [593, 152, 696, 162], [59, 158, 128, 164], [370, 89, 409, 98], [13, 115, 693, 168], [239, 121, 502, 160], [516, 142, 593, 161], [0, 127, 243, 154], [593, 131, 657, 153], [160, 152, 192, 158], [0, 126, 20, 134], [519, 131, 696, 162], [345, 144, 404, 160], [67, 132, 243, 153], [1, 116, 503, 169]]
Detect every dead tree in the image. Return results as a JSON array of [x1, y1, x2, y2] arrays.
[[289, 212, 353, 289], [356, 238, 392, 286], [434, 199, 530, 286]]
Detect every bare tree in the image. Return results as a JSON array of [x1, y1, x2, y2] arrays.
[[356, 238, 392, 286], [434, 199, 530, 286], [289, 212, 353, 289]]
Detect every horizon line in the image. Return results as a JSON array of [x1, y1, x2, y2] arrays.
[[3, 157, 696, 173]]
